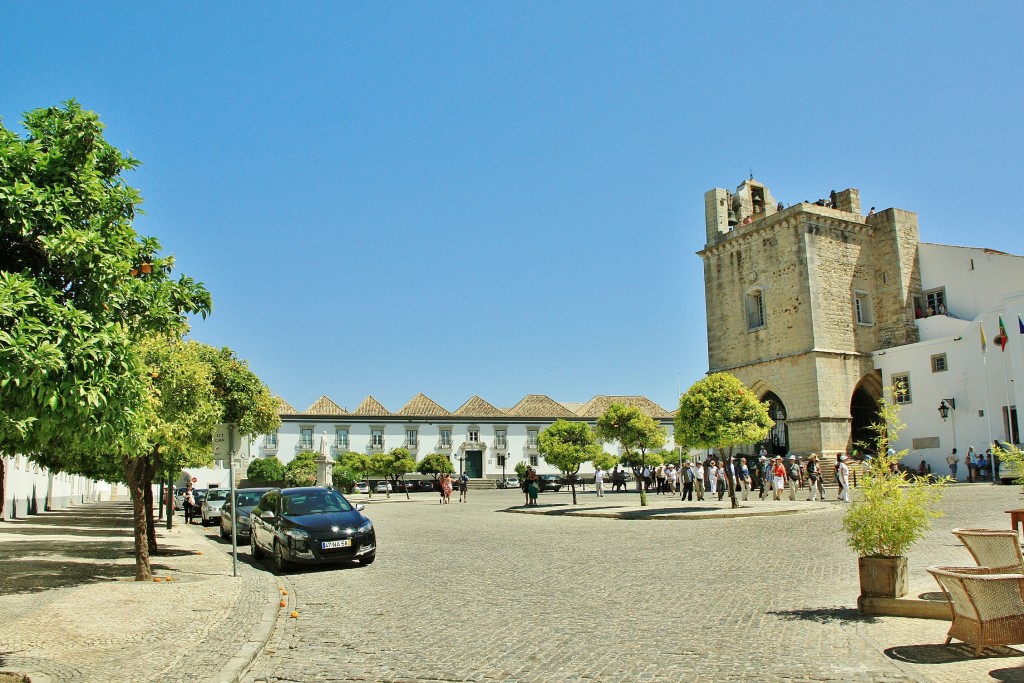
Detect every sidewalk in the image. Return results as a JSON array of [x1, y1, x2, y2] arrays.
[[0, 502, 279, 683]]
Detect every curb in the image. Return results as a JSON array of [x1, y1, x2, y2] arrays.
[[502, 501, 838, 520]]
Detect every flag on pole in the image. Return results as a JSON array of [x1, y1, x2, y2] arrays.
[[998, 315, 1008, 351], [980, 323, 987, 353]]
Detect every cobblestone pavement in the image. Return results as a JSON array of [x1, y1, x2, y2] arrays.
[[242, 484, 1024, 683], [0, 502, 278, 683]]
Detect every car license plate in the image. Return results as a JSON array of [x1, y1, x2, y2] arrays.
[[322, 539, 351, 549]]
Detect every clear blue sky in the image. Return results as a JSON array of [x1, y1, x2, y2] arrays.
[[3, 3, 1022, 413]]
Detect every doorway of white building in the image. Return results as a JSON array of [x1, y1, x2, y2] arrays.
[[464, 451, 483, 478]]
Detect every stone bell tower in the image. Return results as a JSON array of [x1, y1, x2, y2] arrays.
[[699, 179, 920, 455]]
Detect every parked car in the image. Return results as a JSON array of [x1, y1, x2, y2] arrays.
[[220, 487, 273, 540], [185, 489, 208, 522], [249, 486, 376, 572], [201, 488, 230, 526], [174, 487, 187, 509], [418, 480, 435, 492], [499, 477, 520, 489], [353, 481, 370, 494], [374, 481, 392, 493], [538, 474, 562, 492]]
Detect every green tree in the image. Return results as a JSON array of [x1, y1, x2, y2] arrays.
[[514, 461, 529, 480], [592, 451, 618, 473], [338, 451, 371, 494], [247, 456, 285, 483], [284, 451, 318, 487], [539, 420, 600, 505], [331, 465, 359, 493], [417, 452, 455, 483], [383, 447, 416, 499], [596, 403, 667, 506], [0, 102, 212, 577], [368, 451, 391, 498], [675, 373, 773, 509]]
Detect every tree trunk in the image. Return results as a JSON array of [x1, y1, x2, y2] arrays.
[[143, 456, 158, 555], [123, 455, 152, 581], [0, 457, 5, 518], [720, 448, 738, 509], [570, 481, 578, 505], [400, 474, 411, 500]]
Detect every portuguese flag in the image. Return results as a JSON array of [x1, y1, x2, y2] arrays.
[[997, 315, 1008, 352]]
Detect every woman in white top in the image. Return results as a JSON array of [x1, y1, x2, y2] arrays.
[[708, 460, 719, 500], [694, 461, 706, 501]]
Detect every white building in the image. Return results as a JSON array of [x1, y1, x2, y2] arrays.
[[873, 243, 1024, 476], [239, 394, 676, 480]]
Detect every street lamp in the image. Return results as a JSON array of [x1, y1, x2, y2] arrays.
[[938, 398, 956, 421]]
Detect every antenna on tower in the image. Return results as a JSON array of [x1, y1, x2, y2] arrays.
[[749, 168, 754, 180]]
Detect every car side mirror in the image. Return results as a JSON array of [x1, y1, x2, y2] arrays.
[[355, 504, 365, 512], [260, 510, 275, 520]]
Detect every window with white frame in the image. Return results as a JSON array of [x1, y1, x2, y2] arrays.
[[495, 428, 507, 449], [439, 428, 452, 448], [891, 373, 912, 404], [405, 428, 418, 448], [265, 431, 278, 449], [335, 427, 349, 449], [931, 353, 948, 373], [468, 427, 480, 443], [497, 453, 506, 467], [854, 291, 874, 325], [924, 288, 946, 315], [529, 454, 539, 467], [371, 428, 384, 449], [745, 289, 766, 330], [527, 428, 539, 449], [299, 427, 314, 450]]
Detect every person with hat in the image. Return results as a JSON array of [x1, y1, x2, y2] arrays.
[[759, 455, 771, 499], [737, 457, 752, 501], [771, 456, 786, 501], [786, 455, 802, 501], [836, 454, 851, 502], [806, 454, 826, 501]]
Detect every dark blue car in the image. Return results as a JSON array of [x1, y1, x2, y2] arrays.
[[249, 486, 376, 573]]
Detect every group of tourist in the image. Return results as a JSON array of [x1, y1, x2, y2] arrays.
[[592, 450, 856, 503], [437, 472, 469, 504]]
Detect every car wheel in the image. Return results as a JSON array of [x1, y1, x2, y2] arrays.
[[273, 541, 290, 574], [357, 552, 376, 566], [250, 530, 265, 560], [201, 516, 211, 527], [219, 523, 229, 540]]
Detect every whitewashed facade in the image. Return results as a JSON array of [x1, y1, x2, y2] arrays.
[[239, 394, 676, 480], [873, 243, 1024, 476]]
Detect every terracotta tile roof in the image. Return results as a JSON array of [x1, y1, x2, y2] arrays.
[[573, 395, 673, 419], [453, 396, 506, 418], [274, 396, 299, 415], [302, 395, 347, 416], [505, 394, 577, 418], [561, 402, 586, 414], [351, 395, 392, 416], [396, 393, 451, 416]]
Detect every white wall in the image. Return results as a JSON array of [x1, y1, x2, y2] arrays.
[[1, 455, 115, 521], [919, 243, 1024, 324]]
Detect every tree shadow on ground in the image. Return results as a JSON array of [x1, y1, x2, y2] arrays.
[[990, 666, 1024, 682], [884, 643, 1023, 664], [769, 606, 878, 624], [0, 559, 134, 595]]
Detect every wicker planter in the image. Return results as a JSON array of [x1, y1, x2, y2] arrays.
[[859, 555, 909, 598]]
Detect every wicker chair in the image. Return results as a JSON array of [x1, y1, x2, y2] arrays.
[[952, 528, 1024, 573], [928, 566, 1024, 656]]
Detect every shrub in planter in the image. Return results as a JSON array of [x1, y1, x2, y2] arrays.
[[247, 455, 285, 483], [842, 384, 946, 598], [284, 451, 318, 487]]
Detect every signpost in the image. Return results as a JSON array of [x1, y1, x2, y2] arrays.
[[214, 423, 238, 577]]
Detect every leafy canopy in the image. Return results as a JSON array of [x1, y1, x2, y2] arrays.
[[539, 420, 600, 477], [417, 452, 454, 480], [247, 456, 285, 483], [675, 373, 773, 451], [284, 451, 318, 487]]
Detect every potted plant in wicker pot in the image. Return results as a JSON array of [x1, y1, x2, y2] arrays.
[[843, 384, 946, 600]]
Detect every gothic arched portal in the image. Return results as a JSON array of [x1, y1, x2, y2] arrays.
[[850, 373, 883, 454], [760, 392, 789, 456]]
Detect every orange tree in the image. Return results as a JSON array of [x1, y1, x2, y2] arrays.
[[675, 373, 773, 509], [596, 404, 666, 507]]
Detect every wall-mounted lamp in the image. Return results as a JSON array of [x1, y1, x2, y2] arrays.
[[938, 398, 956, 421]]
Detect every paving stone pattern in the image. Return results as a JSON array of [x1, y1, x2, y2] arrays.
[[246, 485, 1024, 683]]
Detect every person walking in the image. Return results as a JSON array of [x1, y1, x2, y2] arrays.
[[837, 454, 851, 502], [183, 483, 195, 524], [708, 460, 719, 501], [681, 460, 694, 501], [760, 456, 772, 500], [965, 447, 976, 482], [738, 457, 752, 501], [946, 448, 959, 481], [521, 469, 530, 505], [806, 454, 826, 501], [655, 464, 666, 495], [787, 455, 802, 501], [458, 472, 469, 502], [694, 460, 705, 501], [771, 457, 786, 501], [594, 466, 605, 497], [440, 473, 453, 504], [526, 468, 539, 506]]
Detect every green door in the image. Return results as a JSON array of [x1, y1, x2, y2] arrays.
[[465, 450, 483, 478]]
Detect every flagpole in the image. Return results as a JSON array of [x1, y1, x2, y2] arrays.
[[982, 321, 994, 449]]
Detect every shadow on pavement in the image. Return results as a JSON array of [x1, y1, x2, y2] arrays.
[[769, 607, 876, 624], [990, 666, 1024, 682], [885, 643, 1024, 664], [0, 559, 132, 595]]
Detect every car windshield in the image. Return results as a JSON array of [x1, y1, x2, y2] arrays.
[[236, 492, 265, 507], [282, 491, 353, 516], [207, 489, 228, 501]]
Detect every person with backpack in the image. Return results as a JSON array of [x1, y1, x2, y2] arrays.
[[806, 454, 826, 501], [786, 455, 802, 501], [183, 483, 196, 524], [458, 472, 469, 503]]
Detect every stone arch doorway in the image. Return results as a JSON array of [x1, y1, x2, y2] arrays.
[[760, 392, 789, 456], [850, 373, 883, 454]]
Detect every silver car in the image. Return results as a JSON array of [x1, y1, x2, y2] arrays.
[[200, 488, 230, 526], [220, 488, 273, 540]]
